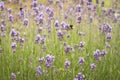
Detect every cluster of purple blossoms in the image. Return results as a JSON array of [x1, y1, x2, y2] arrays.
[[18, 37, 24, 47], [23, 18, 29, 26], [57, 30, 64, 40], [11, 42, 17, 53], [8, 14, 13, 22], [39, 57, 45, 64], [101, 23, 112, 33], [48, 0, 53, 4], [0, 24, 5, 32], [36, 66, 42, 76], [11, 73, 16, 80], [77, 15, 82, 24], [35, 34, 46, 44], [35, 34, 40, 43], [74, 72, 85, 80], [64, 59, 70, 70], [54, 20, 60, 28], [75, 4, 82, 13], [10, 28, 19, 41], [8, 8, 12, 14], [0, 1, 4, 11], [18, 8, 24, 18], [79, 57, 85, 65], [106, 33, 112, 42], [90, 63, 96, 71], [31, 0, 38, 8], [80, 41, 85, 48], [94, 49, 107, 61], [45, 54, 55, 68], [64, 45, 72, 54], [1, 20, 6, 26]]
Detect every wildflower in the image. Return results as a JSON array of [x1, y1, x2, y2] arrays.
[[11, 73, 16, 80], [64, 59, 70, 69], [8, 8, 12, 14], [35, 34, 41, 44], [101, 50, 106, 56], [45, 54, 55, 68], [36, 66, 42, 76], [8, 14, 13, 22], [39, 57, 45, 64], [74, 72, 85, 80], [0, 25, 5, 32], [48, 0, 53, 4], [80, 41, 85, 48], [77, 15, 82, 23], [94, 49, 101, 60], [79, 57, 85, 65], [106, 33, 112, 42], [90, 63, 96, 71], [75, 4, 82, 13], [23, 18, 29, 26], [57, 30, 64, 40], [64, 45, 72, 53]]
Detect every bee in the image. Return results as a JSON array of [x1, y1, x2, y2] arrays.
[[69, 24, 73, 29], [20, 8, 23, 11]]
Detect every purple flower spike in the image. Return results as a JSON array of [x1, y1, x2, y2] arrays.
[[80, 41, 85, 48], [11, 73, 16, 80], [64, 45, 72, 53], [106, 33, 112, 42], [11, 42, 17, 49], [64, 59, 70, 70], [90, 63, 96, 71], [74, 72, 85, 80], [23, 18, 29, 26], [39, 57, 45, 64], [36, 66, 42, 76], [79, 57, 85, 65]]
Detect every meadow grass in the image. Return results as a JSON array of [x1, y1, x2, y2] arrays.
[[0, 0, 120, 80]]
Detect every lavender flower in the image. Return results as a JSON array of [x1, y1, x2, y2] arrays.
[[36, 66, 42, 76], [32, 0, 38, 7], [94, 49, 101, 60], [23, 18, 29, 26], [8, 14, 13, 22], [11, 42, 17, 49], [90, 63, 96, 71], [54, 20, 60, 27], [79, 57, 85, 65], [48, 0, 53, 4], [57, 30, 64, 40], [40, 37, 46, 44], [0, 25, 5, 32], [35, 34, 40, 44], [74, 72, 85, 80], [106, 33, 112, 42], [0, 1, 4, 11], [11, 73, 16, 80], [39, 57, 45, 64], [45, 54, 55, 68], [101, 0, 104, 7], [75, 4, 82, 13], [77, 16, 82, 23], [80, 41, 85, 48], [64, 59, 70, 69], [8, 8, 12, 14], [1, 20, 6, 26], [64, 45, 72, 53], [101, 50, 106, 56]]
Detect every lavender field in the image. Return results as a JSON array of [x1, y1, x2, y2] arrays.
[[0, 0, 120, 80]]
